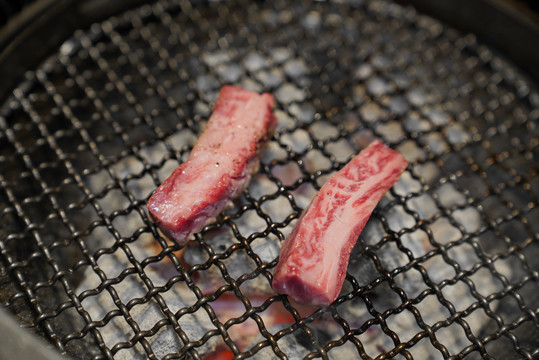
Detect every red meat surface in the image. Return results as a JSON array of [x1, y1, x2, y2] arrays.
[[272, 140, 408, 305], [147, 86, 276, 245]]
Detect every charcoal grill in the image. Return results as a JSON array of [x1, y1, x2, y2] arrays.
[[0, 0, 538, 359]]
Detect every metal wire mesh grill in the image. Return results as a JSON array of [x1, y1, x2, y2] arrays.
[[0, 0, 538, 359]]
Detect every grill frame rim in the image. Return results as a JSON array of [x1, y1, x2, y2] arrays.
[[0, 0, 156, 103]]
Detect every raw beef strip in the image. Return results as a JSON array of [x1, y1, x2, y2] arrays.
[[147, 86, 276, 245], [272, 140, 408, 305]]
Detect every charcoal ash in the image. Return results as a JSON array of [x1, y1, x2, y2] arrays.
[[75, 247, 220, 359], [247, 324, 360, 359], [341, 179, 514, 357]]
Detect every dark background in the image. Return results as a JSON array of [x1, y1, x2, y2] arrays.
[[0, 0, 537, 26]]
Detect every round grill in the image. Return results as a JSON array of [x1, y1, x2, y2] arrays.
[[0, 0, 538, 359]]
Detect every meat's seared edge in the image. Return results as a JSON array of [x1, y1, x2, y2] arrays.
[[272, 140, 408, 305], [147, 86, 276, 245]]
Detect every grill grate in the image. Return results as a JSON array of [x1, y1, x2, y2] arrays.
[[1, 0, 538, 359]]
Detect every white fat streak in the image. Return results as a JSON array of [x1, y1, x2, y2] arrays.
[[300, 152, 405, 294]]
